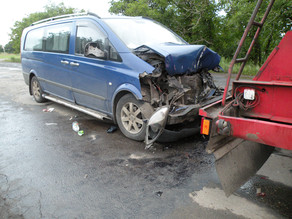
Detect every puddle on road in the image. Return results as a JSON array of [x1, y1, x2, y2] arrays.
[[189, 174, 292, 219], [189, 187, 279, 219], [129, 154, 146, 159], [238, 175, 292, 218]]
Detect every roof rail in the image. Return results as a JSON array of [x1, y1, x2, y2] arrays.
[[31, 12, 100, 26]]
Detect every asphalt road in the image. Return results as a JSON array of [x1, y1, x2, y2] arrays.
[[0, 61, 291, 218]]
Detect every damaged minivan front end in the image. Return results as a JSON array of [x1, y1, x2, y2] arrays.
[[102, 16, 222, 144], [135, 43, 222, 146]]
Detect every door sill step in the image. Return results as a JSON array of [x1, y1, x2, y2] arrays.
[[42, 94, 111, 120]]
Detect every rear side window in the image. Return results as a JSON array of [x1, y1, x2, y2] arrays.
[[45, 24, 70, 53], [24, 28, 44, 51], [24, 23, 71, 53]]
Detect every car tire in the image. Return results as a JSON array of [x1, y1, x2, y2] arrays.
[[116, 94, 146, 141], [31, 76, 46, 103]]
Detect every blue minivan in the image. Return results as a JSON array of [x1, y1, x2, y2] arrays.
[[21, 13, 221, 144]]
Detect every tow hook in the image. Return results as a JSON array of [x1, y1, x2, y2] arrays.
[[216, 119, 231, 136]]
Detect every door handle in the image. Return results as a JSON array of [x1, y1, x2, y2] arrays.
[[70, 62, 79, 67], [61, 60, 69, 65]]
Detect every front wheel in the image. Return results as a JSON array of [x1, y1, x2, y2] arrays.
[[116, 94, 146, 141], [31, 76, 46, 103]]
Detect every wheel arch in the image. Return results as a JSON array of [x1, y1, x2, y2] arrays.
[[28, 71, 37, 95], [111, 84, 143, 124]]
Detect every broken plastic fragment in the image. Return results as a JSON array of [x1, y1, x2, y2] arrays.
[[43, 108, 54, 112], [45, 123, 57, 126], [155, 191, 163, 197], [72, 121, 80, 132], [256, 188, 261, 194], [256, 188, 266, 197], [107, 126, 118, 133], [257, 192, 266, 197], [90, 134, 97, 141], [145, 106, 170, 149], [78, 130, 84, 136]]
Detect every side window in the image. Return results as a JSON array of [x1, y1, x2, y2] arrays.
[[75, 23, 106, 59], [44, 24, 71, 53], [75, 21, 122, 62], [24, 28, 44, 51], [24, 23, 71, 53], [109, 42, 122, 62]]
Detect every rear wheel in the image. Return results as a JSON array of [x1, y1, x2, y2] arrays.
[[116, 94, 146, 141], [31, 76, 46, 103]]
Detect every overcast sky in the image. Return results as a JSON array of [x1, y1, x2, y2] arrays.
[[0, 0, 111, 46]]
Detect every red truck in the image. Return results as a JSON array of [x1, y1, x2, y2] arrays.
[[199, 0, 292, 196]]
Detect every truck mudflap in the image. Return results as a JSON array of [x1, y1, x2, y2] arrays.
[[207, 133, 274, 196]]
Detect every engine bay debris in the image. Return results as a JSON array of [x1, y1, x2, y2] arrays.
[[134, 43, 223, 146]]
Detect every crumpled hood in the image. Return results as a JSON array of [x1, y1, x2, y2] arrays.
[[135, 43, 221, 75]]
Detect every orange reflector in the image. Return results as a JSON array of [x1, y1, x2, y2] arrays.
[[201, 117, 211, 135]]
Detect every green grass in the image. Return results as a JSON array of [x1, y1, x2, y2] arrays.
[[219, 57, 260, 76], [0, 53, 21, 63]]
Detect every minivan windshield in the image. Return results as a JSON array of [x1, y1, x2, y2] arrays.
[[103, 18, 187, 49]]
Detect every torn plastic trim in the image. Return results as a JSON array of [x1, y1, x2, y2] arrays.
[[145, 105, 170, 149]]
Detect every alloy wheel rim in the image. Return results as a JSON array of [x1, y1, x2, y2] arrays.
[[32, 80, 41, 99], [121, 102, 144, 134]]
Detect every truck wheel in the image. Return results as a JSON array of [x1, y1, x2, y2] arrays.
[[31, 76, 46, 103], [116, 94, 146, 141]]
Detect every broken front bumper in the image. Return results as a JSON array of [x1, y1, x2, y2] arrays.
[[145, 104, 201, 148], [167, 104, 200, 125]]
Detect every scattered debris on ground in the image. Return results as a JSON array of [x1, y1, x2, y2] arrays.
[[78, 130, 84, 136], [45, 122, 57, 126], [72, 121, 85, 136], [107, 126, 117, 133], [155, 191, 163, 197], [43, 108, 54, 112], [72, 121, 80, 132]]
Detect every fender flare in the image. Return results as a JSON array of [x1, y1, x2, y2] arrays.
[[111, 83, 142, 123]]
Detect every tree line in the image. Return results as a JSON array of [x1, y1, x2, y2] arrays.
[[1, 3, 83, 53], [4, 0, 291, 66], [109, 0, 291, 65]]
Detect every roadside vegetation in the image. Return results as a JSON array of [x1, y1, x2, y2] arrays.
[[0, 53, 21, 63], [1, 1, 290, 75], [219, 57, 260, 76], [109, 0, 291, 68]]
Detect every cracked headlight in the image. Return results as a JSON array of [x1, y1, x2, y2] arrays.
[[145, 106, 170, 148]]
